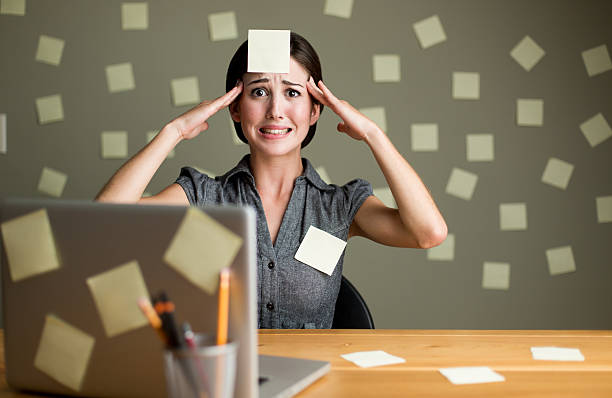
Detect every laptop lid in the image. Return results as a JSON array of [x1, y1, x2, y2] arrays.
[[0, 198, 258, 398]]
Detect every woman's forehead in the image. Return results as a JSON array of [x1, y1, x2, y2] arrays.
[[243, 58, 309, 83]]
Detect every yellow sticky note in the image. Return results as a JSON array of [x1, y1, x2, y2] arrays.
[[413, 15, 446, 50], [517, 98, 543, 126], [373, 54, 401, 83], [121, 2, 148, 30], [35, 35, 65, 66], [541, 157, 574, 190], [466, 134, 494, 162], [445, 168, 478, 200], [164, 207, 243, 295], [101, 131, 128, 159], [499, 203, 527, 231], [105, 62, 135, 93], [248, 30, 290, 73], [580, 113, 612, 148], [482, 262, 510, 290], [546, 246, 576, 276], [581, 44, 612, 77], [86, 260, 150, 337], [0, 113, 6, 154], [171, 76, 200, 107], [35, 94, 64, 125], [411, 123, 438, 152], [34, 315, 95, 391], [510, 35, 545, 72], [38, 166, 68, 197], [0, 208, 60, 282], [208, 11, 238, 41], [0, 0, 25, 15], [452, 72, 480, 100], [323, 0, 354, 19]]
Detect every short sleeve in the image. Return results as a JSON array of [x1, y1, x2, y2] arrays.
[[174, 167, 212, 206], [341, 178, 373, 224]]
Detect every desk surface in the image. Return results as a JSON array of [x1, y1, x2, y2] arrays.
[[3, 329, 612, 397]]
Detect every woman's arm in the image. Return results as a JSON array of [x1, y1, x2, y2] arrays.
[[95, 82, 243, 205], [306, 78, 447, 249]]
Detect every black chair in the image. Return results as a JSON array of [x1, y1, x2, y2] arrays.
[[332, 276, 375, 329]]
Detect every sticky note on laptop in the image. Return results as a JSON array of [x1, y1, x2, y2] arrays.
[[86, 260, 150, 337], [248, 29, 290, 73], [34, 314, 95, 391], [294, 225, 346, 275], [164, 207, 243, 295], [0, 208, 61, 282]]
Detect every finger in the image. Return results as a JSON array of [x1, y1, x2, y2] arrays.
[[215, 81, 243, 108], [317, 80, 340, 105], [306, 77, 327, 104], [337, 122, 347, 133]]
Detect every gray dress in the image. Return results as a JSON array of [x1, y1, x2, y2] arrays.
[[175, 154, 372, 329]]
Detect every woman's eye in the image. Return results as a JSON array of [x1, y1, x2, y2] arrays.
[[287, 89, 300, 98], [252, 88, 267, 97]]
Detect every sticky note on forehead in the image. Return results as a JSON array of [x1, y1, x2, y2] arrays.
[[248, 29, 290, 73]]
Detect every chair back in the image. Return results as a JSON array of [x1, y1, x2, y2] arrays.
[[332, 276, 375, 329]]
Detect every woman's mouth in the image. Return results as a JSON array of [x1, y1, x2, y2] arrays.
[[259, 127, 292, 136]]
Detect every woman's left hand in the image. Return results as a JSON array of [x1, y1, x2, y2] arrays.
[[306, 77, 382, 142]]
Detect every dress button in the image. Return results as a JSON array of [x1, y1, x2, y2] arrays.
[[266, 302, 274, 311], [267, 261, 275, 270]]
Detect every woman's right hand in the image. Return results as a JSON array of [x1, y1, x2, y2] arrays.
[[169, 81, 243, 141]]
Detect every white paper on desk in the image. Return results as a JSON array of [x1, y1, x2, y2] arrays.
[[248, 30, 290, 73], [531, 347, 585, 361], [294, 225, 346, 276], [439, 366, 505, 385], [341, 350, 405, 368]]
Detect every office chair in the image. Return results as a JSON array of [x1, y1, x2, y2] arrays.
[[332, 276, 375, 329]]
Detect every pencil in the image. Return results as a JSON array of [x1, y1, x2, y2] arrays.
[[137, 297, 167, 345], [216, 268, 230, 345]]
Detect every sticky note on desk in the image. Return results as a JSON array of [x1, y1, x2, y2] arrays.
[[0, 208, 60, 282], [248, 30, 290, 73], [164, 207, 243, 295], [294, 225, 346, 276], [34, 314, 95, 391], [439, 366, 505, 385], [531, 347, 585, 361], [86, 260, 150, 337], [341, 350, 405, 368]]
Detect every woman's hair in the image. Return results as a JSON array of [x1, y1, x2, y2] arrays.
[[225, 32, 324, 148]]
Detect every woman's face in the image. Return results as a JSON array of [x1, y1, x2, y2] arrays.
[[231, 57, 320, 157]]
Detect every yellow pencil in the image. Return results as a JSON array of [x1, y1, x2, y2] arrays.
[[137, 297, 167, 345], [216, 268, 230, 345]]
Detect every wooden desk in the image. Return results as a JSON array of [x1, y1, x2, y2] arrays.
[[3, 329, 612, 397]]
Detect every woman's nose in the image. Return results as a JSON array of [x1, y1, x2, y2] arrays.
[[265, 94, 284, 120]]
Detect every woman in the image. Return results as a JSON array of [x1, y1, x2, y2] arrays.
[[96, 32, 447, 329]]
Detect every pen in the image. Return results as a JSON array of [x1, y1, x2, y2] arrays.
[[153, 292, 183, 348], [216, 268, 230, 346], [137, 297, 168, 345]]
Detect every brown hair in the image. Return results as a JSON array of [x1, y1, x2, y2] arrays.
[[225, 32, 324, 148]]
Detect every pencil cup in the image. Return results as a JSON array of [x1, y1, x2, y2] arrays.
[[164, 335, 238, 398]]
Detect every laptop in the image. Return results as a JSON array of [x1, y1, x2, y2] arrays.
[[0, 197, 330, 397]]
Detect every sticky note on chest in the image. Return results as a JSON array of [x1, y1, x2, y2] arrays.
[[248, 29, 290, 73], [294, 225, 346, 276]]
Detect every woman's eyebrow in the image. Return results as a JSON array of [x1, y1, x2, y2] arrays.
[[246, 78, 304, 88]]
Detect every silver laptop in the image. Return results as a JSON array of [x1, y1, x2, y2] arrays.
[[0, 197, 329, 397]]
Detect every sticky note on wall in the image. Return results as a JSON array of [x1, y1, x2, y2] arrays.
[[510, 35, 545, 72], [105, 62, 135, 93], [413, 15, 446, 49], [164, 207, 243, 294], [86, 261, 150, 337], [581, 44, 612, 77], [546, 245, 576, 275], [171, 76, 200, 107], [34, 315, 95, 391], [0, 208, 61, 282], [580, 113, 612, 148], [38, 166, 68, 197], [427, 233, 454, 261], [101, 131, 128, 159], [0, 113, 6, 154], [35, 94, 64, 125], [121, 2, 148, 30], [208, 11, 238, 41], [323, 0, 354, 19], [35, 35, 65, 66], [248, 30, 290, 73], [411, 123, 438, 152], [0, 0, 26, 15]]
